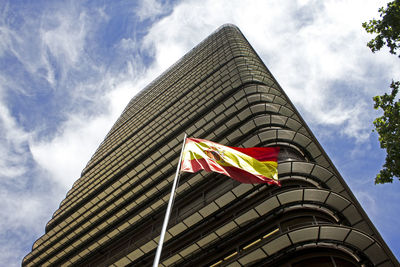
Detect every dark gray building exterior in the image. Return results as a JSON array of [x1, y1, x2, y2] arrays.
[[23, 24, 398, 267]]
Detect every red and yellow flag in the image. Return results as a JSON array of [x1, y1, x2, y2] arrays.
[[181, 138, 280, 185]]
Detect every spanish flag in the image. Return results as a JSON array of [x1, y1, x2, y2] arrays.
[[181, 138, 280, 185]]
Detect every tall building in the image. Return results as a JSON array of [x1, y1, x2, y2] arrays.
[[23, 25, 398, 267]]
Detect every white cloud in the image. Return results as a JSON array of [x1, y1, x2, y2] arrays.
[[29, 78, 141, 189], [354, 189, 378, 216], [0, 174, 64, 267], [1, 2, 109, 88], [136, 0, 169, 21], [140, 0, 398, 142], [30, 115, 109, 189], [0, 85, 29, 179], [0, 4, 136, 265], [0, 23, 17, 58], [40, 10, 87, 67], [0, 83, 62, 267]]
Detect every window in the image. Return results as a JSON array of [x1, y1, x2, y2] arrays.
[[279, 209, 336, 231], [292, 255, 357, 267], [277, 146, 306, 162], [268, 248, 360, 267]]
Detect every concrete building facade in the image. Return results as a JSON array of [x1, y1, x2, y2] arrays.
[[23, 25, 398, 267]]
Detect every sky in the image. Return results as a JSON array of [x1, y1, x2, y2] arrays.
[[0, 0, 399, 265]]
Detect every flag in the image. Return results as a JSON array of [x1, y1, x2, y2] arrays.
[[181, 138, 280, 185]]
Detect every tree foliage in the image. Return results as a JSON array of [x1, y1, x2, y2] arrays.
[[362, 0, 400, 56], [373, 81, 400, 183], [363, 0, 400, 183]]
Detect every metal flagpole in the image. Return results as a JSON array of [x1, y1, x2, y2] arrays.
[[153, 133, 187, 267]]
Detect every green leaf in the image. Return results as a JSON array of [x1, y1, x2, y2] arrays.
[[372, 81, 400, 183]]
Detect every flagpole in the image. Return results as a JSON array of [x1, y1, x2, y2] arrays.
[[153, 133, 187, 267]]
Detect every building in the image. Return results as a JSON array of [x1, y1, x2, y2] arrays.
[[23, 24, 398, 267]]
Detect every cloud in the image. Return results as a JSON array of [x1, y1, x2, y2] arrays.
[[30, 114, 109, 189], [0, 2, 151, 263], [0, 2, 134, 265], [0, 79, 29, 179], [0, 168, 64, 267], [39, 9, 88, 84], [0, 80, 63, 267], [0, 0, 157, 191], [136, 0, 171, 21], [30, 79, 142, 190], [141, 0, 399, 142]]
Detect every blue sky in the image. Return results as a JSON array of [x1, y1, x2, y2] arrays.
[[0, 0, 399, 265]]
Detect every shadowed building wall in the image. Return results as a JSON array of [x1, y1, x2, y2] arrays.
[[23, 24, 398, 267]]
